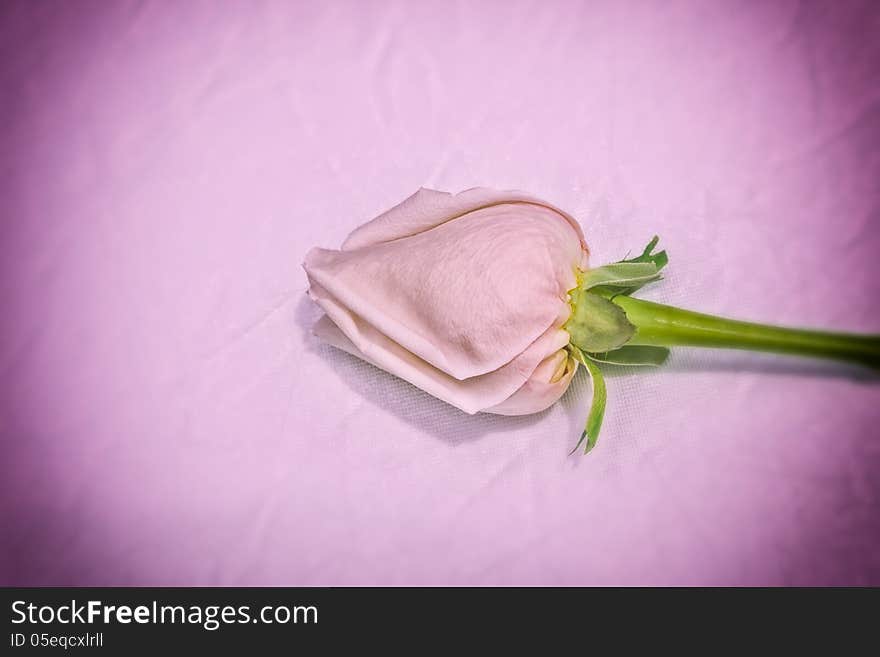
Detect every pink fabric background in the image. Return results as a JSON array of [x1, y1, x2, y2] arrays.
[[2, 0, 879, 585]]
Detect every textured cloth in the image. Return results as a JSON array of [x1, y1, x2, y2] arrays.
[[1, 0, 879, 585]]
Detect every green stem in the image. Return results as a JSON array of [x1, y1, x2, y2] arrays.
[[611, 295, 880, 370]]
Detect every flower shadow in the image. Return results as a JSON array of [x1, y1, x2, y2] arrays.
[[294, 295, 548, 445]]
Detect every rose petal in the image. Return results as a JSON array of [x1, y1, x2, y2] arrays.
[[486, 350, 578, 416], [305, 201, 583, 380], [311, 308, 571, 415], [343, 187, 589, 254]]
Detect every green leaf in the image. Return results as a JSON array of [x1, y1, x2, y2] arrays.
[[568, 345, 607, 455], [565, 287, 636, 353], [621, 235, 668, 272], [586, 345, 670, 367], [579, 262, 661, 292], [587, 236, 669, 298]]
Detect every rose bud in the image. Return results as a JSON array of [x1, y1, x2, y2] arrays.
[[305, 188, 880, 454], [304, 187, 588, 417]]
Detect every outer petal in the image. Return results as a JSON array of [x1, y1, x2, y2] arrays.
[[486, 350, 578, 416], [343, 187, 589, 254], [304, 201, 584, 380], [311, 310, 571, 415]]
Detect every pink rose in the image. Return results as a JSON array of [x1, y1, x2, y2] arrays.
[[305, 187, 880, 454], [303, 187, 589, 415]]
